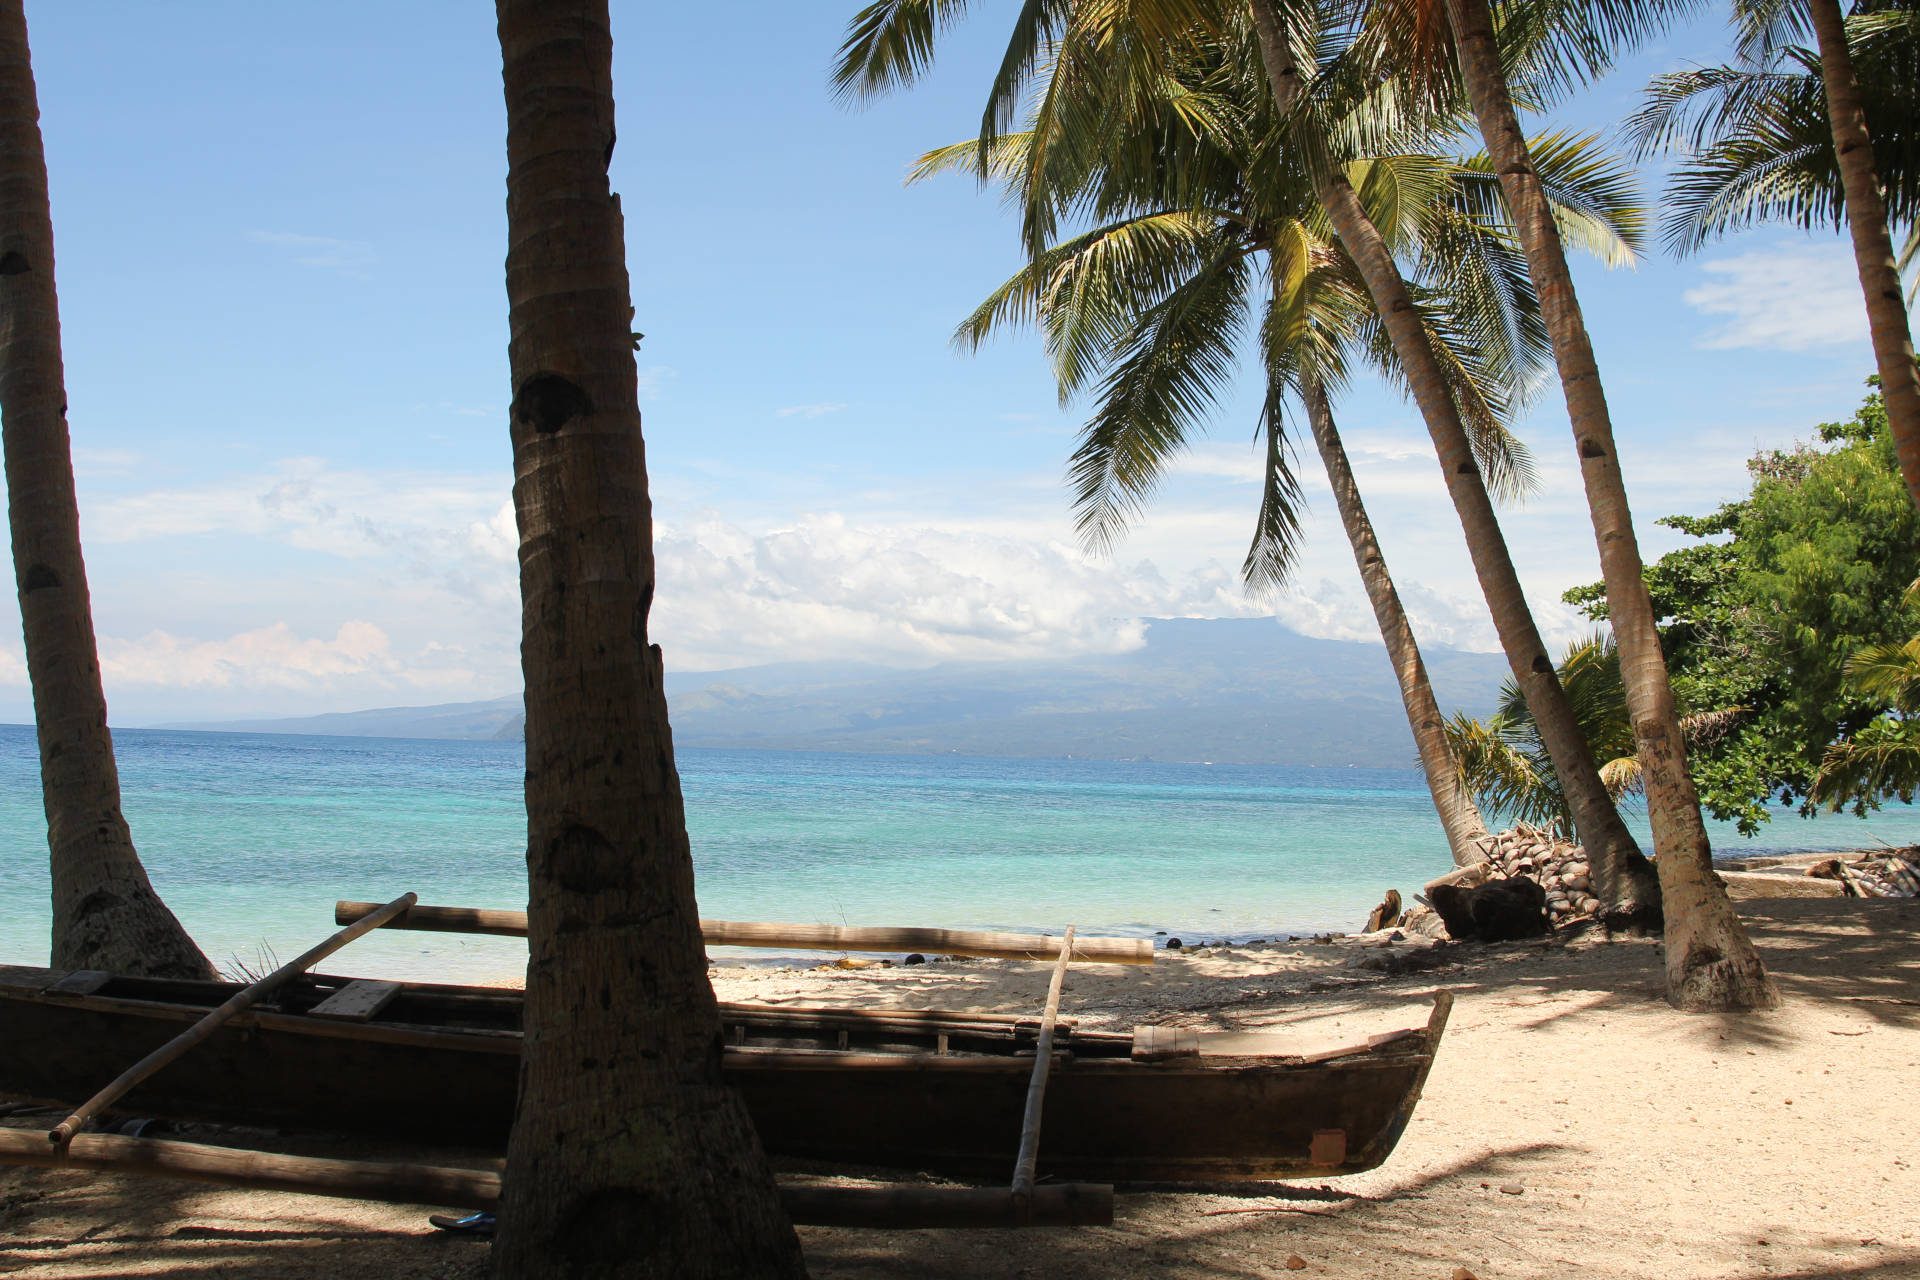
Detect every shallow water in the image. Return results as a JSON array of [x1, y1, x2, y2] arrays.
[[3, 723, 1916, 982]]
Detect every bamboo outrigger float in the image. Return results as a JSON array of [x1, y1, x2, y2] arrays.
[[0, 898, 1453, 1228]]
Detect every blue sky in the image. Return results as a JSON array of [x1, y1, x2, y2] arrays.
[[0, 2, 1887, 723]]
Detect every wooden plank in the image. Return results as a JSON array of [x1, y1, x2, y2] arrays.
[[1010, 925, 1074, 1219], [333, 900, 1154, 965], [1308, 1129, 1348, 1167], [0, 1131, 1112, 1228], [1130, 1026, 1198, 1061], [48, 894, 418, 1150], [307, 980, 403, 1023]]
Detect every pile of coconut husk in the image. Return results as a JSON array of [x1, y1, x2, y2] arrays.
[[1401, 825, 1602, 944], [1474, 824, 1601, 923], [1805, 851, 1920, 898]]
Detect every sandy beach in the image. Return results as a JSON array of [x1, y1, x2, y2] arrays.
[[2, 895, 1916, 1279]]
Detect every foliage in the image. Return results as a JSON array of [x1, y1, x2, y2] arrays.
[[907, 14, 1656, 593], [1626, 1, 1919, 278], [1565, 380, 1920, 833], [1442, 633, 1644, 835], [1811, 581, 1920, 810]]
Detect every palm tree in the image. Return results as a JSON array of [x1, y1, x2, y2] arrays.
[[1629, 1, 1920, 489], [1419, 0, 1776, 1008], [489, 2, 804, 1274], [839, 0, 1665, 933], [918, 75, 1641, 871], [1305, 371, 1494, 864], [1804, 0, 1920, 510], [0, 0, 211, 980], [1242, 0, 1670, 930]]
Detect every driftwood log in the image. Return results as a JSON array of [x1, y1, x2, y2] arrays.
[[1364, 890, 1403, 934], [333, 901, 1152, 965], [0, 1130, 1113, 1228]]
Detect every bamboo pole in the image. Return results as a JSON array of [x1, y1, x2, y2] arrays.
[[1010, 924, 1074, 1223], [48, 893, 418, 1150], [334, 899, 1153, 964], [0, 1131, 1113, 1228]]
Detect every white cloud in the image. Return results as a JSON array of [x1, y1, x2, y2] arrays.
[[1683, 244, 1865, 351], [651, 512, 1256, 671], [71, 447, 144, 478], [775, 402, 848, 419], [86, 460, 517, 605], [1168, 441, 1267, 484], [100, 621, 399, 691], [247, 230, 376, 276], [636, 365, 676, 400]]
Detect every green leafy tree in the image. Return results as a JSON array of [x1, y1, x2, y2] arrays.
[[1812, 581, 1920, 809], [1568, 379, 1920, 833]]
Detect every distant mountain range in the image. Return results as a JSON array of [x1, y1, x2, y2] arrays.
[[165, 617, 1509, 768]]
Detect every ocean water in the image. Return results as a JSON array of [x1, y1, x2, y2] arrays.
[[4, 723, 1919, 983]]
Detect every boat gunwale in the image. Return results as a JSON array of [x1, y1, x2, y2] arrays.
[[0, 963, 1441, 1073]]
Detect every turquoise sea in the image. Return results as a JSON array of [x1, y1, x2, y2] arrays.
[[4, 722, 1920, 983]]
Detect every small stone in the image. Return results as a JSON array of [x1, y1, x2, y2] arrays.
[[1499, 1183, 1524, 1195], [1164, 937, 1183, 950], [1452, 1269, 1479, 1280], [903, 953, 926, 966], [1284, 1255, 1307, 1271]]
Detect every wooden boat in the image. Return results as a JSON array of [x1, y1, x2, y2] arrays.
[[0, 963, 1450, 1183]]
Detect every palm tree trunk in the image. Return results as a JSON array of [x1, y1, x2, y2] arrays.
[[1247, 0, 1659, 925], [489, 3, 805, 1275], [1807, 0, 1920, 511], [1302, 374, 1490, 867], [1441, 0, 1772, 1010], [0, 0, 210, 981]]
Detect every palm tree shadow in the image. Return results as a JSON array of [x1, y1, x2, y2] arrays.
[[801, 1142, 1573, 1279]]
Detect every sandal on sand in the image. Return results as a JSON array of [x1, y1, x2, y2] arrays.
[[428, 1212, 496, 1237]]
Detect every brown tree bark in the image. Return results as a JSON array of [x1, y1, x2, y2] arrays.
[[1302, 373, 1490, 867], [0, 0, 210, 980], [1441, 0, 1773, 1011], [1807, 0, 1920, 512], [489, 2, 806, 1276], [1247, 0, 1660, 925]]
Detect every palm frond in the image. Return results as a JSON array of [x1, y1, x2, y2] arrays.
[[1068, 242, 1251, 554], [833, 0, 974, 103]]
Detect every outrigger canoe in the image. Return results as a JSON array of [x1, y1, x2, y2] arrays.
[[0, 963, 1450, 1183]]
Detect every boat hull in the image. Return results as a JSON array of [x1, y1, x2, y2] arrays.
[[0, 965, 1445, 1182]]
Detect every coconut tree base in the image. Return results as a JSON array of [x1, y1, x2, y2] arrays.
[[54, 886, 213, 980], [1597, 852, 1664, 938], [1664, 944, 1781, 1014]]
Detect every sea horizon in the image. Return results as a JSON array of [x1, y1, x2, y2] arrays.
[[5, 723, 1918, 984]]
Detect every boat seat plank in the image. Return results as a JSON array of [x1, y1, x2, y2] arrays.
[[308, 980, 404, 1022]]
